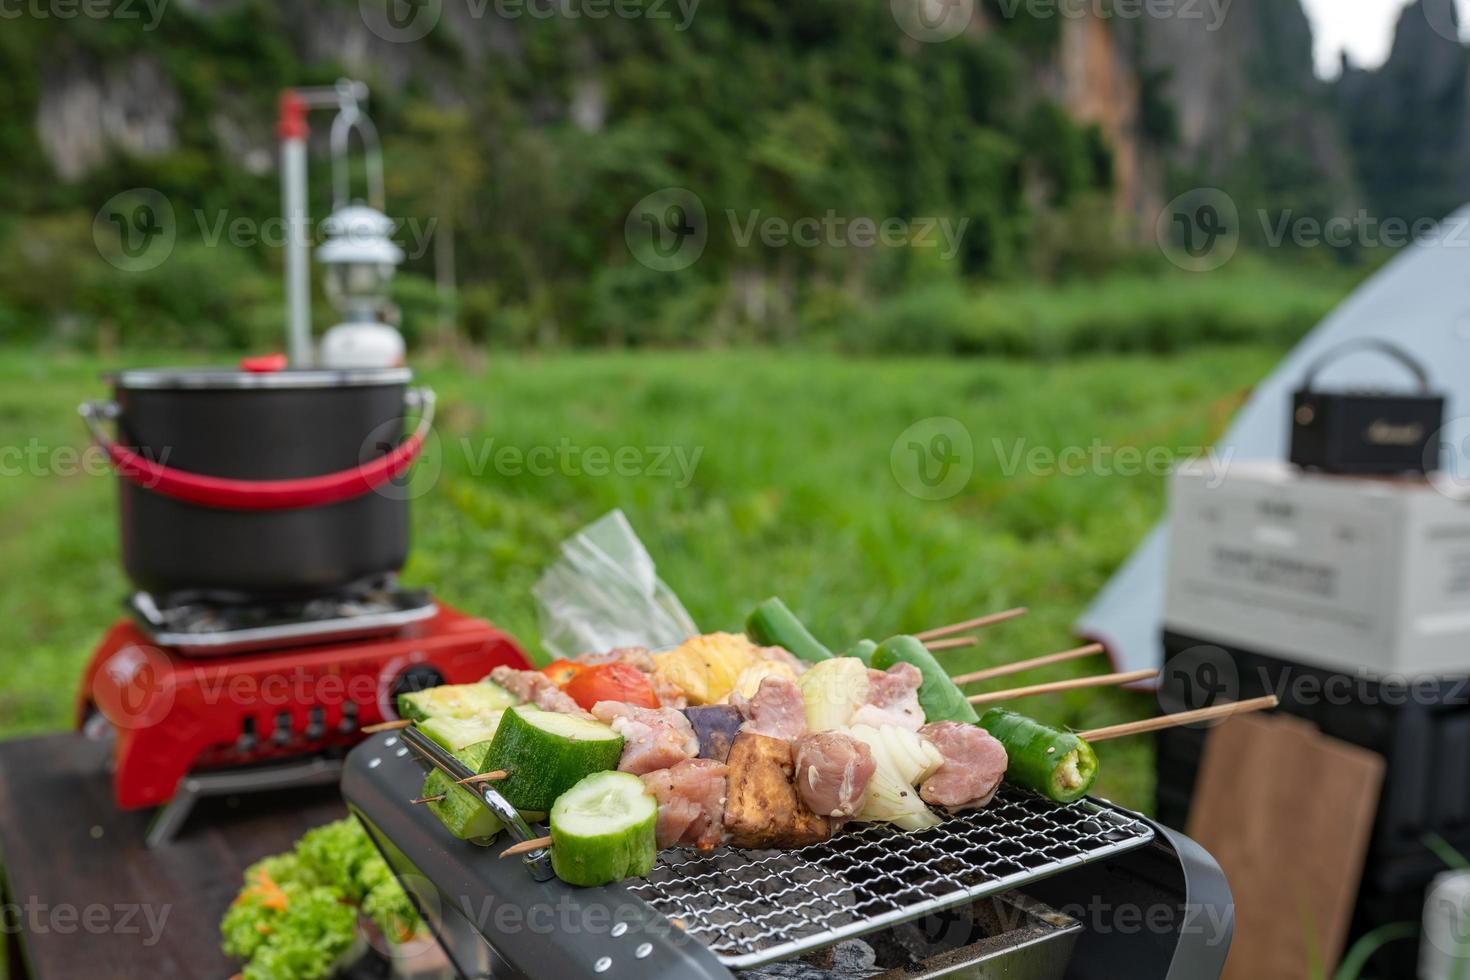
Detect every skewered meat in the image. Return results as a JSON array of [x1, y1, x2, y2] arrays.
[[918, 721, 1009, 809], [849, 663, 925, 732], [575, 647, 687, 709], [731, 675, 808, 740], [641, 759, 728, 851], [576, 646, 657, 671], [754, 644, 810, 675], [724, 732, 832, 848], [684, 705, 744, 763], [591, 702, 701, 776], [793, 732, 876, 819], [488, 666, 591, 718]]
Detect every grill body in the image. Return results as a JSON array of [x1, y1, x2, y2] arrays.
[[343, 733, 1231, 979]]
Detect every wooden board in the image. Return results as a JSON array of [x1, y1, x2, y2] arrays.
[[1186, 712, 1385, 980], [0, 734, 347, 978]]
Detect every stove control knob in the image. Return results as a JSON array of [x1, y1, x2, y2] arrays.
[[272, 711, 293, 746], [391, 664, 447, 706], [236, 716, 258, 754], [305, 707, 326, 741], [340, 701, 359, 734]]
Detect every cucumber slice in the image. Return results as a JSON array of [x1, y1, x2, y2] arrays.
[[550, 771, 658, 887], [425, 742, 504, 841], [419, 713, 503, 752], [397, 682, 518, 723], [481, 706, 625, 811]]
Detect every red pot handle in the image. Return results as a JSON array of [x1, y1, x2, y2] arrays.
[[79, 388, 436, 511]]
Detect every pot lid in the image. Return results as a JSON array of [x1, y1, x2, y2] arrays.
[[110, 366, 412, 390]]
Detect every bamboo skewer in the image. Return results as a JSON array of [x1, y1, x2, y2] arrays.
[[915, 606, 1028, 642], [965, 668, 1158, 707], [501, 835, 553, 858], [950, 643, 1106, 686], [363, 719, 414, 734], [925, 636, 978, 652], [1078, 695, 1281, 743], [454, 770, 510, 786], [412, 794, 447, 805]]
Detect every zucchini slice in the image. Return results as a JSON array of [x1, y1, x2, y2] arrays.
[[550, 771, 658, 887], [480, 706, 625, 811], [397, 682, 519, 723], [419, 713, 504, 753], [424, 742, 504, 842]]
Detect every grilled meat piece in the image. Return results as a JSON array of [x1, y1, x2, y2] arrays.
[[488, 666, 591, 718], [793, 732, 876, 819], [754, 644, 809, 675], [641, 758, 728, 851], [724, 732, 832, 849], [591, 702, 701, 776], [919, 721, 1009, 809], [684, 705, 744, 763], [731, 675, 808, 740], [849, 663, 925, 732]]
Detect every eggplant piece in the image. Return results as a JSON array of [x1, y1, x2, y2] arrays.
[[684, 705, 744, 763], [724, 732, 831, 849]]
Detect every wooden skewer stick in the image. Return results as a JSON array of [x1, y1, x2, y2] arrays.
[[363, 719, 414, 734], [926, 636, 978, 652], [455, 770, 510, 787], [1078, 695, 1281, 743], [411, 794, 447, 805], [500, 835, 553, 859], [950, 643, 1106, 686], [915, 606, 1028, 642], [965, 668, 1159, 707]]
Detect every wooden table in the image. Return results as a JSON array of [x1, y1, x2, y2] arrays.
[[0, 734, 347, 979]]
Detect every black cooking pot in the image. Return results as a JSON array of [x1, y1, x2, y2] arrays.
[[80, 366, 434, 602]]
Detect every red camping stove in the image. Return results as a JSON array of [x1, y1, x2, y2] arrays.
[[77, 590, 529, 846]]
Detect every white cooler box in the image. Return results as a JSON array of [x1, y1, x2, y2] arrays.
[[1165, 460, 1470, 679]]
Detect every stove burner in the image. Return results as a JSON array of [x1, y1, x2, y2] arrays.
[[129, 581, 438, 655]]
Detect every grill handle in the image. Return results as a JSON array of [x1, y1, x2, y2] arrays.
[[399, 724, 554, 882]]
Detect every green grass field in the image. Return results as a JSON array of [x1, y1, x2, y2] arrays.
[[0, 345, 1283, 810]]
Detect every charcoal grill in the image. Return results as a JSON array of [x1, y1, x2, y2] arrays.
[[343, 729, 1233, 979]]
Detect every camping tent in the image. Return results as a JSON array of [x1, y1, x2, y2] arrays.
[[1077, 208, 1470, 675]]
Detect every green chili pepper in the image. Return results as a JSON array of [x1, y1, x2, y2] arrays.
[[872, 635, 978, 724], [979, 707, 1098, 804], [844, 639, 878, 666], [745, 597, 833, 662]]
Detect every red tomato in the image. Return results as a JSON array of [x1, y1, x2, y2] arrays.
[[540, 659, 587, 687], [563, 663, 660, 711]]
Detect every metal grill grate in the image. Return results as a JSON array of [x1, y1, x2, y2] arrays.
[[626, 786, 1155, 970]]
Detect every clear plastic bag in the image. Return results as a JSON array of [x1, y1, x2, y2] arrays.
[[533, 510, 699, 659]]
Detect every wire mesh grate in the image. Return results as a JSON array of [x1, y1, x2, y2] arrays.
[[625, 786, 1155, 969]]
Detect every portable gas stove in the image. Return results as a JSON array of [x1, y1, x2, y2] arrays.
[[77, 587, 530, 847]]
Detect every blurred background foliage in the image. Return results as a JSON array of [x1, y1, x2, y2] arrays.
[[0, 0, 1425, 356]]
